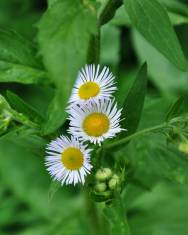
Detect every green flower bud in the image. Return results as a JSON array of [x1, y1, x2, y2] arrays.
[[108, 174, 120, 190], [95, 182, 107, 192], [95, 168, 112, 181], [179, 142, 188, 154]]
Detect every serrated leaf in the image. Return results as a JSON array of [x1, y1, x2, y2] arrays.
[[124, 0, 187, 71], [120, 63, 147, 137], [0, 29, 47, 84], [37, 0, 97, 134]]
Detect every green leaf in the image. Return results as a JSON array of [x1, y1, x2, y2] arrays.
[[0, 126, 47, 156], [48, 0, 58, 8], [168, 12, 188, 26], [132, 30, 188, 95], [166, 96, 185, 121], [159, 0, 188, 17], [104, 198, 131, 235], [121, 63, 147, 137], [6, 91, 44, 124], [41, 89, 67, 135], [0, 61, 47, 84], [0, 29, 47, 84], [112, 6, 188, 27], [0, 94, 38, 130], [124, 0, 187, 70], [126, 132, 188, 187], [37, 0, 97, 134], [129, 183, 188, 235], [0, 128, 83, 220]]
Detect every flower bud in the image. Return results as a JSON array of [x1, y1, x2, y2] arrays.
[[95, 168, 112, 181], [179, 142, 188, 154], [108, 174, 120, 190], [95, 182, 107, 192]]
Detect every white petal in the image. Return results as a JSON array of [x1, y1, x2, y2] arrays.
[[45, 135, 93, 186]]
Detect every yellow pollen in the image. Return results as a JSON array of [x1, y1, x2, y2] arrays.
[[78, 82, 100, 100], [83, 113, 110, 137], [61, 147, 84, 170]]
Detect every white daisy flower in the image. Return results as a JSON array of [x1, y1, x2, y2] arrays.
[[68, 99, 124, 145], [68, 64, 117, 106], [45, 136, 92, 186]]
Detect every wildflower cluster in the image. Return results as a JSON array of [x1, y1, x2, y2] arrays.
[[45, 65, 124, 186]]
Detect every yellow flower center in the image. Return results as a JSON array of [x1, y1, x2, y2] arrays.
[[78, 82, 100, 100], [61, 147, 84, 170], [83, 113, 110, 137]]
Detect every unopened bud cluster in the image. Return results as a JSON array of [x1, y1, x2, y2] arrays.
[[95, 168, 121, 193]]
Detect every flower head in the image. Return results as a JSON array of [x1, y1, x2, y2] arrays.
[[179, 141, 188, 154], [45, 136, 92, 185], [68, 64, 116, 106], [68, 99, 124, 145]]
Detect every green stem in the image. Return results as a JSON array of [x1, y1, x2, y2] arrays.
[[87, 26, 100, 64], [105, 123, 168, 149], [85, 191, 101, 235], [99, 0, 123, 26]]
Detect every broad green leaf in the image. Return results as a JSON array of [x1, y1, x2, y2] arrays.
[[6, 91, 44, 124], [129, 183, 188, 235], [126, 132, 188, 187], [104, 198, 131, 235], [0, 29, 47, 84], [112, 6, 188, 26], [132, 30, 188, 95], [37, 0, 97, 134], [48, 0, 58, 8], [124, 0, 187, 70], [120, 63, 147, 137], [0, 126, 46, 156], [0, 61, 47, 84]]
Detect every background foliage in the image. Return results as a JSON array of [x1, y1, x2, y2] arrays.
[[0, 0, 188, 234]]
